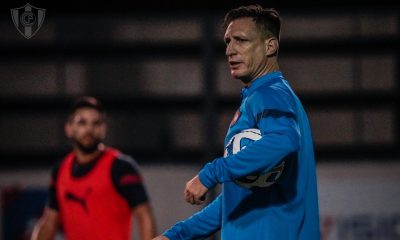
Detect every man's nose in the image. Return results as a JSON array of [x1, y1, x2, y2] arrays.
[[85, 123, 96, 131], [226, 42, 235, 56]]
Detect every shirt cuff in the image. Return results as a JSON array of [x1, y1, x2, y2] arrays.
[[163, 221, 189, 240], [198, 160, 220, 189]]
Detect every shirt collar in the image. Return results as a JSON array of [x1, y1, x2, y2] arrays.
[[241, 71, 283, 98]]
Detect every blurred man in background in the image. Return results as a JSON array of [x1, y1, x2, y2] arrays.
[[32, 96, 156, 240], [153, 4, 319, 240]]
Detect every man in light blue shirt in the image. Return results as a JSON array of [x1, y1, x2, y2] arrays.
[[153, 5, 320, 240]]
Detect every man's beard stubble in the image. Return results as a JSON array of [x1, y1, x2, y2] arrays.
[[72, 138, 102, 154]]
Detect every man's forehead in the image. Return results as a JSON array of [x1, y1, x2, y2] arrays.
[[70, 108, 103, 121], [74, 107, 97, 115], [225, 18, 256, 35]]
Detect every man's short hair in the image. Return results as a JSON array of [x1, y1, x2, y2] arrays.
[[68, 96, 105, 119], [223, 5, 281, 41]]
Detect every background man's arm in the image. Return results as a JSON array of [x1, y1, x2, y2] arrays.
[[134, 202, 157, 240], [31, 207, 59, 240]]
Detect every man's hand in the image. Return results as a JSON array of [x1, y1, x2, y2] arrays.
[[152, 236, 169, 240], [184, 175, 208, 205]]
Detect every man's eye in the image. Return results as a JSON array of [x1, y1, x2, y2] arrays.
[[93, 121, 103, 126]]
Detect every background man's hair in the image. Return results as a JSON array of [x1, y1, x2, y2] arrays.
[[68, 96, 105, 118], [223, 5, 281, 41]]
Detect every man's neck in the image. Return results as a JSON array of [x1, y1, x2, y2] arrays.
[[244, 62, 280, 87], [74, 147, 103, 165]]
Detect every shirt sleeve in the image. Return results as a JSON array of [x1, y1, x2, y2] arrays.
[[111, 154, 149, 208], [199, 88, 300, 189], [47, 161, 61, 211], [163, 194, 222, 240]]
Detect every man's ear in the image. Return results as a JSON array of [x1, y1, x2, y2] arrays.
[[265, 37, 279, 56], [99, 123, 107, 140], [65, 122, 72, 138]]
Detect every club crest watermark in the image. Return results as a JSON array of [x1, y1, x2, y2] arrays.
[[11, 3, 46, 39]]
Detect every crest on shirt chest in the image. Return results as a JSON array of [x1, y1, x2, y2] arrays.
[[229, 109, 241, 127]]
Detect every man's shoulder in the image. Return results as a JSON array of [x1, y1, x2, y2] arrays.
[[104, 147, 134, 164], [249, 84, 286, 102], [112, 151, 141, 172], [53, 151, 75, 168], [51, 156, 67, 180], [248, 82, 297, 111]]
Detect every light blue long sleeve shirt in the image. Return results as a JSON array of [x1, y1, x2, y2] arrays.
[[164, 71, 320, 240]]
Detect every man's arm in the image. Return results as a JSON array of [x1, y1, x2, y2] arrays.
[[134, 202, 157, 240], [153, 194, 222, 240], [188, 90, 300, 201], [153, 236, 168, 240], [185, 118, 298, 203], [32, 160, 61, 240], [153, 235, 169, 240], [111, 155, 156, 239], [31, 207, 59, 240]]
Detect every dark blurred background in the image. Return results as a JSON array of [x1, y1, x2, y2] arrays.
[[0, 1, 399, 239], [0, 0, 399, 168]]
